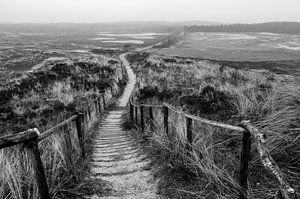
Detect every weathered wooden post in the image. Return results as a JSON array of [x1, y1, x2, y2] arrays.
[[130, 103, 134, 121], [88, 106, 91, 121], [240, 122, 296, 199], [94, 99, 98, 115], [98, 98, 102, 113], [186, 117, 193, 152], [83, 112, 87, 130], [25, 138, 51, 199], [62, 125, 72, 168], [140, 106, 144, 133], [135, 106, 138, 125], [102, 95, 106, 108], [75, 113, 85, 158], [239, 130, 251, 199], [149, 106, 154, 130], [163, 106, 169, 135], [86, 111, 90, 128]]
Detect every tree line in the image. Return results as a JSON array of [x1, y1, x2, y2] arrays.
[[184, 22, 300, 35]]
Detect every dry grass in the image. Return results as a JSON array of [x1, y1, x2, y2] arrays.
[[51, 81, 74, 106], [0, 86, 118, 198], [127, 52, 300, 198], [0, 125, 85, 199], [0, 53, 125, 198]]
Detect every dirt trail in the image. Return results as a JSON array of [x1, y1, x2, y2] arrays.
[[86, 53, 162, 199]]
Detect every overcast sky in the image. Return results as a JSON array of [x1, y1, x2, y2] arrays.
[[0, 0, 299, 23]]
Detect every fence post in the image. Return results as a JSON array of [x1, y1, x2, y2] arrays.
[[140, 106, 144, 132], [94, 100, 98, 115], [84, 112, 88, 130], [186, 117, 193, 152], [149, 106, 154, 130], [62, 125, 72, 168], [163, 106, 169, 135], [130, 103, 134, 121], [102, 95, 106, 108], [98, 98, 102, 113], [25, 139, 51, 199], [75, 113, 85, 158], [135, 106, 138, 125], [239, 131, 251, 199], [88, 106, 91, 121]]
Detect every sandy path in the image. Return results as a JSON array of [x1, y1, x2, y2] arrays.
[[86, 53, 162, 199]]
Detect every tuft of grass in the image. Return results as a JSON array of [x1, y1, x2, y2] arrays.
[[51, 81, 74, 106]]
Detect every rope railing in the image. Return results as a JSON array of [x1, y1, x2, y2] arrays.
[[0, 88, 113, 199], [129, 97, 297, 199]]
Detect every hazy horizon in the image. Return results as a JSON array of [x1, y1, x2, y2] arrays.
[[0, 0, 300, 24], [1, 20, 300, 25]]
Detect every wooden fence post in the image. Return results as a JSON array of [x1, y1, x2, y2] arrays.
[[140, 106, 144, 132], [239, 131, 251, 199], [186, 117, 193, 152], [102, 95, 106, 108], [25, 139, 51, 199], [75, 113, 85, 158], [84, 112, 88, 130], [88, 107, 91, 121], [94, 100, 98, 115], [163, 106, 169, 135], [135, 106, 138, 125], [98, 98, 102, 113], [130, 103, 134, 121], [62, 125, 72, 168], [149, 107, 154, 130], [240, 121, 296, 199]]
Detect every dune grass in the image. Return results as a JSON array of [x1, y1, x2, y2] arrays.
[[0, 53, 126, 198], [0, 87, 119, 199], [127, 52, 300, 198], [0, 113, 109, 199]]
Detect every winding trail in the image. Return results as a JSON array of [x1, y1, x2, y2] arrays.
[[87, 53, 162, 199]]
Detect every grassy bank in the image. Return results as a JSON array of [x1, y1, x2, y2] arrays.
[[0, 52, 127, 198], [126, 52, 300, 198]]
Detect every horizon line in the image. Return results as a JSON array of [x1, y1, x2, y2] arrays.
[[0, 20, 299, 25]]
